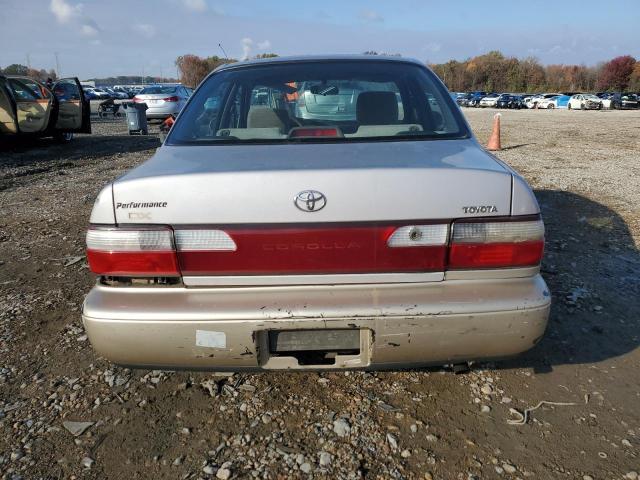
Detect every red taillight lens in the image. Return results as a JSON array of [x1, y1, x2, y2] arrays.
[[176, 224, 449, 275], [86, 227, 179, 276], [163, 96, 179, 102], [132, 97, 142, 103], [289, 127, 341, 139], [448, 219, 544, 269]]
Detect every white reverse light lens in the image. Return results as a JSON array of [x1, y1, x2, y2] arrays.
[[387, 225, 449, 247], [453, 220, 544, 244], [86, 228, 173, 251], [174, 230, 237, 251]]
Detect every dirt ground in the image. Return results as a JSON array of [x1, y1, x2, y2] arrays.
[[0, 109, 639, 480]]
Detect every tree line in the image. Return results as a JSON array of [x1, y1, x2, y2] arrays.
[[4, 51, 639, 93], [175, 50, 640, 93], [429, 51, 639, 93]]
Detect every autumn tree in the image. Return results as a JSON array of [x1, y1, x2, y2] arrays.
[[628, 62, 640, 91], [596, 55, 636, 91]]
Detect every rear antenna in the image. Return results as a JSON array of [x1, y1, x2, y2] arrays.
[[218, 43, 228, 60]]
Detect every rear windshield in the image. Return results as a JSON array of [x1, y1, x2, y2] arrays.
[[140, 86, 177, 95], [167, 61, 469, 145]]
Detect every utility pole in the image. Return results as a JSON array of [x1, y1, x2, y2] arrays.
[[54, 52, 61, 77], [26, 53, 31, 70]]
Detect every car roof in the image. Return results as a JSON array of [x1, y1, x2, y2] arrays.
[[214, 54, 424, 73]]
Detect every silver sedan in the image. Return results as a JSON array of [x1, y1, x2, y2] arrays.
[[83, 55, 550, 371], [133, 84, 192, 119]]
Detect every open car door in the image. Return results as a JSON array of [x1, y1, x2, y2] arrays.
[[5, 77, 53, 134], [52, 78, 91, 134], [0, 77, 19, 136]]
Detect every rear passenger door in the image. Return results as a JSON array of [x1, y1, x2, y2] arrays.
[[7, 77, 52, 134], [51, 78, 91, 133]]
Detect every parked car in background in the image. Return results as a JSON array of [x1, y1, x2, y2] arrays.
[[537, 95, 561, 109], [496, 94, 525, 109], [83, 87, 109, 100], [133, 85, 192, 119], [525, 93, 560, 109], [616, 93, 639, 109], [82, 55, 550, 372], [568, 94, 603, 110], [479, 93, 499, 107], [466, 92, 487, 108], [0, 75, 90, 142], [103, 87, 128, 99]]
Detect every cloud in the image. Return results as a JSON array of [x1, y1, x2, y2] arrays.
[[257, 40, 271, 50], [80, 23, 98, 36], [423, 42, 442, 53], [183, 0, 207, 12], [359, 9, 384, 23], [50, 0, 81, 23], [241, 37, 253, 60], [133, 23, 156, 38]]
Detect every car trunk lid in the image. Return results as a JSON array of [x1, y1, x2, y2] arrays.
[[111, 139, 513, 284]]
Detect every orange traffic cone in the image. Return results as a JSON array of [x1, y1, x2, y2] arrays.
[[487, 113, 501, 151]]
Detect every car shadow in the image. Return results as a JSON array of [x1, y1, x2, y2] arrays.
[[499, 189, 640, 373], [0, 131, 160, 165]]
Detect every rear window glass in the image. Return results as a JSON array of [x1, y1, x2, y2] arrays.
[[168, 61, 469, 145], [140, 86, 177, 95]]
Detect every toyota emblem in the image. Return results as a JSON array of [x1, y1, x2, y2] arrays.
[[294, 190, 326, 212]]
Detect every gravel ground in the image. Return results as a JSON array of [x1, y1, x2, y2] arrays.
[[0, 109, 639, 479]]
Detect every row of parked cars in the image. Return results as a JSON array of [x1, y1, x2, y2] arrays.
[[81, 85, 146, 100], [452, 91, 640, 110]]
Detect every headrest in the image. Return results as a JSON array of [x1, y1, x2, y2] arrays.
[[247, 106, 288, 130], [356, 91, 399, 125]]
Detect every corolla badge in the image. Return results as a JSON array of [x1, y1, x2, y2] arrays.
[[294, 190, 326, 212]]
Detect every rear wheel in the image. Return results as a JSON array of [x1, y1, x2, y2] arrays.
[[53, 132, 74, 143], [547, 104, 555, 109]]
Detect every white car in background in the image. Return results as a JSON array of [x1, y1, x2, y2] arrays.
[[537, 95, 560, 109], [479, 94, 499, 107], [568, 94, 602, 110], [526, 93, 560, 109]]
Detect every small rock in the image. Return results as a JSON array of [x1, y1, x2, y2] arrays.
[[172, 455, 184, 466], [261, 413, 272, 424], [81, 457, 94, 469], [424, 473, 433, 480], [332, 418, 351, 437], [481, 405, 491, 413], [503, 463, 516, 474], [203, 465, 215, 475], [180, 427, 191, 435], [410, 424, 418, 433], [401, 449, 411, 458], [495, 466, 504, 474], [624, 472, 638, 480], [300, 462, 312, 473], [583, 475, 594, 480], [425, 433, 438, 442], [319, 451, 331, 467], [386, 433, 399, 451], [621, 439, 632, 447], [62, 421, 94, 437], [216, 468, 231, 480], [481, 384, 494, 395]]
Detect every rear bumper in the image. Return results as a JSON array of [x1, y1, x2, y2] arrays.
[[82, 274, 551, 370], [145, 105, 180, 118]]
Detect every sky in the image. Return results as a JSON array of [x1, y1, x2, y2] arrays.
[[0, 0, 639, 79]]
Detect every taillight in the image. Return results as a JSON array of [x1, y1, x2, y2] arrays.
[[163, 96, 179, 102], [132, 97, 143, 103], [86, 227, 179, 276], [449, 218, 544, 269]]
